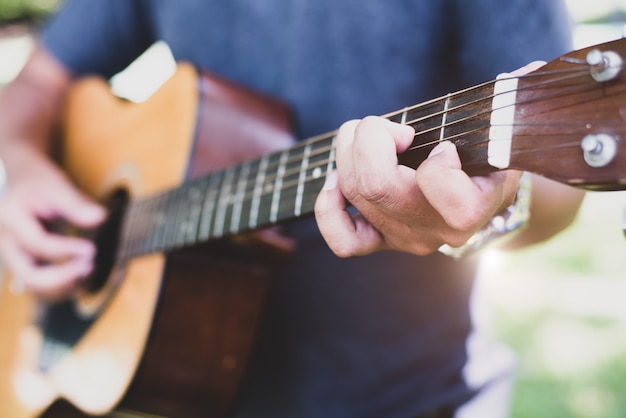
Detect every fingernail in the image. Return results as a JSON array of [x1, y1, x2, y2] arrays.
[[428, 141, 454, 158], [322, 170, 339, 191]]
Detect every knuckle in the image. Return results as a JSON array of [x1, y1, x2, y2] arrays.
[[446, 202, 488, 233], [448, 213, 480, 233], [337, 119, 360, 141], [357, 176, 392, 204]]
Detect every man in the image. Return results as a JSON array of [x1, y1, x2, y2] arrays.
[[0, 1, 584, 417]]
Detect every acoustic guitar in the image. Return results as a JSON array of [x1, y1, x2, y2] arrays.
[[1, 38, 625, 418]]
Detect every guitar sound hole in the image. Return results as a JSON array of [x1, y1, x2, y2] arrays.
[[84, 188, 129, 294]]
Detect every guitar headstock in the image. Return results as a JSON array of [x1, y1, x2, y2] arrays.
[[507, 37, 626, 190]]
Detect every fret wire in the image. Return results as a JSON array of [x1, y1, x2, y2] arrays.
[[188, 137, 335, 230], [181, 183, 204, 246], [152, 191, 170, 252], [294, 142, 312, 217], [404, 70, 595, 153], [270, 150, 289, 223], [173, 187, 193, 249], [190, 184, 206, 245], [234, 137, 329, 190], [140, 199, 156, 254], [383, 80, 496, 126], [163, 188, 186, 251], [152, 192, 170, 252], [134, 198, 152, 255], [144, 193, 161, 253], [128, 201, 144, 258], [385, 67, 589, 126], [173, 189, 189, 247], [118, 67, 597, 255], [400, 107, 408, 125], [213, 166, 236, 238], [230, 160, 251, 234], [139, 194, 153, 254], [439, 94, 451, 142], [127, 199, 141, 256], [152, 192, 170, 250], [249, 154, 269, 229], [197, 172, 223, 241], [198, 140, 335, 217], [172, 190, 191, 247], [326, 135, 337, 175], [245, 136, 335, 225], [412, 70, 589, 129], [249, 158, 336, 207], [118, 201, 138, 259], [269, 142, 331, 179]]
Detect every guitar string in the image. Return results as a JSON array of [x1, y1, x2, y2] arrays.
[[122, 65, 623, 254], [201, 66, 600, 186], [145, 65, 607, 213], [259, 67, 597, 174], [204, 66, 603, 197], [394, 67, 593, 128], [211, 67, 618, 207], [123, 67, 609, 253], [176, 66, 597, 199], [404, 69, 610, 152]]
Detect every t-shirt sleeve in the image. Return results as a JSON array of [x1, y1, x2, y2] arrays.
[[40, 0, 157, 79]]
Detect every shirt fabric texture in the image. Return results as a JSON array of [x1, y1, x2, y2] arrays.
[[41, 1, 572, 416]]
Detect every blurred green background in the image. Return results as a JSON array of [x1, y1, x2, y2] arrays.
[[0, 0, 59, 24], [1, 1, 626, 417], [477, 2, 626, 417], [483, 192, 626, 418]]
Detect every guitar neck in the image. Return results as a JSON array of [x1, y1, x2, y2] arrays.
[[117, 81, 503, 259], [117, 132, 336, 258], [117, 37, 626, 260]]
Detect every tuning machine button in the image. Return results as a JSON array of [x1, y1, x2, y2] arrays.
[[586, 49, 623, 82], [581, 133, 618, 168]]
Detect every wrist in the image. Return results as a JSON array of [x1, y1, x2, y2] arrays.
[[0, 139, 47, 173]]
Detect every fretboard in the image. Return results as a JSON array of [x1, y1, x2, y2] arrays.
[[117, 77, 511, 260], [118, 133, 338, 259]]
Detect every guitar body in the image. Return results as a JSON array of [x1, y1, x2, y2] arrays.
[[0, 63, 294, 417], [2, 37, 626, 418]]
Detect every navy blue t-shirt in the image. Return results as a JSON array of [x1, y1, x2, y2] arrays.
[[42, 1, 572, 416]]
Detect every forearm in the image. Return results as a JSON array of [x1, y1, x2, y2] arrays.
[[0, 44, 71, 175], [505, 173, 585, 249]]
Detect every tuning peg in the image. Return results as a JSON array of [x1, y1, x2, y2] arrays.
[[581, 133, 618, 168], [586, 48, 623, 82]]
